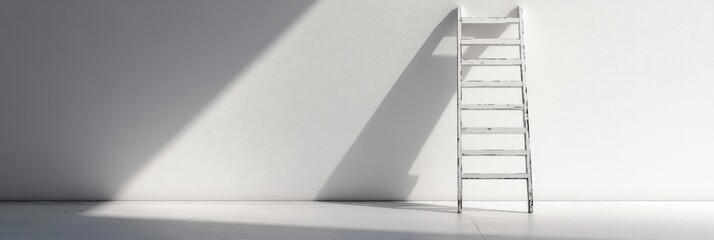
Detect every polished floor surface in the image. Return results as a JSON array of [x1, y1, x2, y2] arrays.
[[0, 201, 712, 240]]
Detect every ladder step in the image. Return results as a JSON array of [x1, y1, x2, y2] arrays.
[[462, 173, 529, 179], [462, 81, 523, 88], [461, 104, 525, 110], [461, 17, 520, 24], [462, 127, 526, 134], [461, 38, 521, 45], [462, 59, 522, 66], [462, 150, 528, 156]]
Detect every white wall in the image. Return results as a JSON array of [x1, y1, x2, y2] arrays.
[[1, 0, 713, 200]]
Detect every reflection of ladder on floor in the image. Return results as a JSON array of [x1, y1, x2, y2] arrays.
[[456, 7, 533, 213]]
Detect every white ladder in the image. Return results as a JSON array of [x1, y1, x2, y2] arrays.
[[457, 7, 533, 213]]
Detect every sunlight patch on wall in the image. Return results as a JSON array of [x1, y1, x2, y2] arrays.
[[107, 0, 455, 200], [108, 1, 327, 200]]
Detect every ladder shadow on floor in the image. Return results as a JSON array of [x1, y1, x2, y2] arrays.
[[324, 201, 484, 214]]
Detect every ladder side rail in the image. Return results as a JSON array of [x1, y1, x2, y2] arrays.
[[456, 7, 464, 214], [518, 7, 534, 214]]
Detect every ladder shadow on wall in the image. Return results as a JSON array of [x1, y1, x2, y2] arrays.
[[316, 8, 516, 201]]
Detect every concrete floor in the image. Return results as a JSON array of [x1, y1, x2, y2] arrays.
[[0, 201, 712, 240]]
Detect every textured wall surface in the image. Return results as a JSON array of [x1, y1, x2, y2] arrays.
[[1, 0, 713, 200]]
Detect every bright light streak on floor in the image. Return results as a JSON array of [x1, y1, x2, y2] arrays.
[[0, 201, 712, 240]]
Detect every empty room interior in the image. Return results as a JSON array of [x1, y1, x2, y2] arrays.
[[1, 0, 713, 239]]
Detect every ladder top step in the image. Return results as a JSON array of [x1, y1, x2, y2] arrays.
[[462, 149, 528, 156], [461, 38, 521, 45], [462, 127, 526, 134], [461, 104, 525, 110], [461, 17, 520, 24], [462, 81, 523, 88], [462, 173, 529, 179], [462, 59, 522, 66]]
